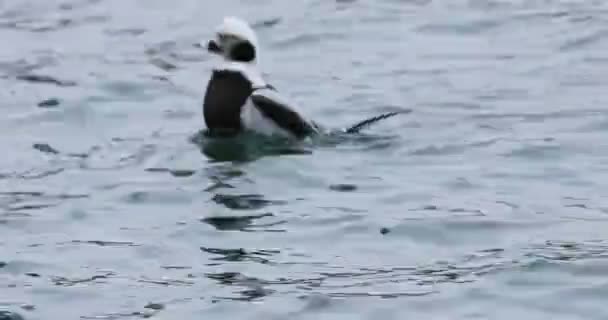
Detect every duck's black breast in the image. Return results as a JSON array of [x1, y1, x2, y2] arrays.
[[203, 70, 253, 135]]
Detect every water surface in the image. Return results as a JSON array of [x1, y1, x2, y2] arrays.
[[2, 0, 608, 319]]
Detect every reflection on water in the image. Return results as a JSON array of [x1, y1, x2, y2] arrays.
[[192, 130, 313, 163], [206, 272, 275, 302], [191, 125, 404, 163], [210, 193, 285, 210], [201, 247, 280, 265], [202, 213, 286, 232]]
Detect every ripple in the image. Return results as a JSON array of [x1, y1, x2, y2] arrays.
[[210, 194, 286, 211], [201, 247, 280, 265], [0, 192, 89, 220], [271, 32, 346, 48], [32, 143, 59, 155], [37, 98, 61, 108], [559, 29, 608, 52], [51, 272, 113, 287], [329, 184, 358, 192], [80, 142, 158, 171], [3, 0, 608, 319], [251, 17, 282, 29], [416, 18, 503, 35], [137, 277, 194, 287], [0, 13, 108, 32], [149, 57, 178, 72], [526, 240, 608, 262], [15, 74, 76, 87], [409, 138, 500, 156], [104, 27, 147, 37], [58, 0, 104, 11], [206, 272, 276, 301], [202, 213, 286, 232], [502, 143, 564, 160], [68, 240, 138, 247]]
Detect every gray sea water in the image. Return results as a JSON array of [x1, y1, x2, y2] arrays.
[[2, 0, 608, 319]]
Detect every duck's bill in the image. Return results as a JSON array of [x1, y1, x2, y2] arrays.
[[206, 40, 222, 54]]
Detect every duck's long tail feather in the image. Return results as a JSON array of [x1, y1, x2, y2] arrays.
[[344, 110, 411, 134]]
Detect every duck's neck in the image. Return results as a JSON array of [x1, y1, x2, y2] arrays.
[[214, 60, 265, 88]]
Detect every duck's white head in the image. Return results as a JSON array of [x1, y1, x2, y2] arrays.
[[205, 16, 259, 65]]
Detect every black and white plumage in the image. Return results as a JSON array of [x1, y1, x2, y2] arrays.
[[202, 17, 319, 139], [201, 16, 405, 140]]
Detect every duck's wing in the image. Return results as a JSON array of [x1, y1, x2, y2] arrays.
[[243, 88, 318, 139]]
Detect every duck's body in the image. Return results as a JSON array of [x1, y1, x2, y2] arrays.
[[203, 62, 319, 139]]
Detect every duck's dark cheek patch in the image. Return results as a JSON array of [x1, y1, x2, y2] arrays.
[[207, 40, 222, 54], [228, 41, 256, 62]]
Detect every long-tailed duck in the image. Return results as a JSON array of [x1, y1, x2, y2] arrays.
[[201, 16, 405, 139]]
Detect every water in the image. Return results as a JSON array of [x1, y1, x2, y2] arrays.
[[2, 0, 608, 319]]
